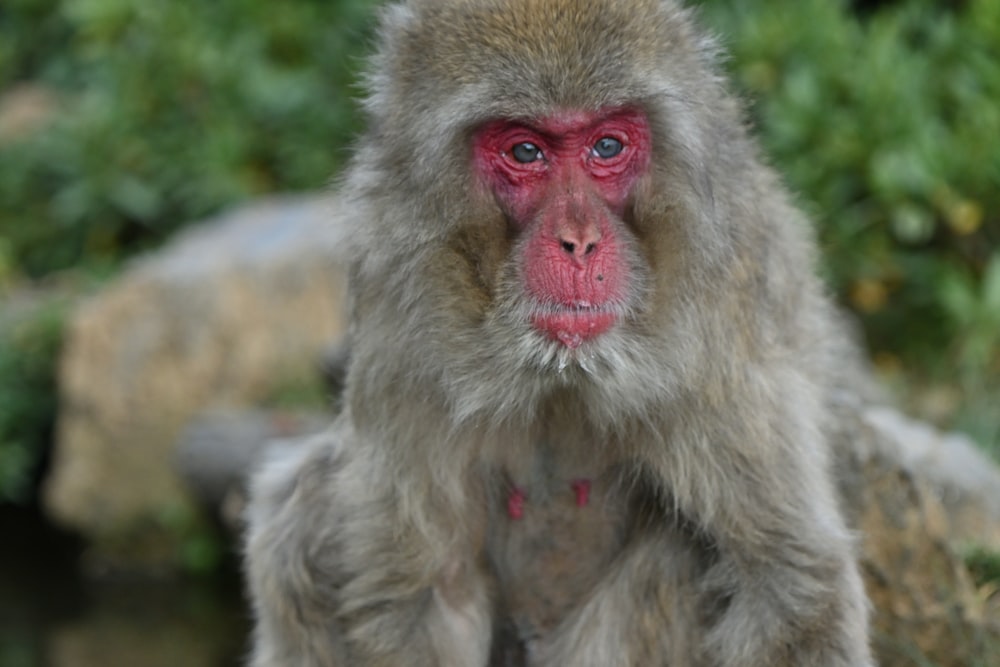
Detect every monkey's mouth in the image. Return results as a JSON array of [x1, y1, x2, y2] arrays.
[[530, 302, 617, 349]]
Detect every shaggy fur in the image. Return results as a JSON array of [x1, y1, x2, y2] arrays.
[[244, 0, 874, 664]]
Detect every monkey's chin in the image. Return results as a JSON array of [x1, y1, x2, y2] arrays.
[[531, 311, 616, 349]]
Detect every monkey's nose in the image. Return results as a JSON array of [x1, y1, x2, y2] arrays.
[[558, 225, 601, 263]]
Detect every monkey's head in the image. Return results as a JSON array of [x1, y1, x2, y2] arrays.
[[345, 0, 811, 424]]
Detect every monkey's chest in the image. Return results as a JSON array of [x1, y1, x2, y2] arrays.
[[486, 473, 629, 642]]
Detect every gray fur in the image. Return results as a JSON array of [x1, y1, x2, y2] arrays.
[[245, 0, 874, 664]]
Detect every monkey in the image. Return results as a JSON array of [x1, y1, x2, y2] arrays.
[[244, 0, 874, 665]]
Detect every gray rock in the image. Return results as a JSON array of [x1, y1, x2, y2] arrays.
[[863, 405, 1000, 544], [43, 195, 347, 565], [840, 411, 1000, 665], [177, 408, 329, 525]]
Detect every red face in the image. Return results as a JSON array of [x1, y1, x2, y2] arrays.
[[473, 108, 652, 348]]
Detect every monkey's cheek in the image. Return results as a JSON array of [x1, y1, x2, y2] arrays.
[[530, 311, 616, 349]]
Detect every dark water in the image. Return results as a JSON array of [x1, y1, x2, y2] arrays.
[[0, 506, 249, 667]]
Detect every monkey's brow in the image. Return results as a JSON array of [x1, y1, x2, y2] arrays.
[[503, 117, 553, 136]]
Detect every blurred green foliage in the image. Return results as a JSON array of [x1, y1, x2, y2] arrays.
[[699, 0, 1000, 448], [963, 543, 1000, 588], [0, 296, 66, 503], [0, 0, 998, 502], [0, 0, 376, 277]]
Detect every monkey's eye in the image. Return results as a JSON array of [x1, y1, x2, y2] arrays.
[[592, 137, 623, 159], [511, 142, 543, 163]]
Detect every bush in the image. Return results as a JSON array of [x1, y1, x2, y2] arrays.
[[699, 0, 1000, 449], [0, 0, 377, 277], [0, 295, 67, 503]]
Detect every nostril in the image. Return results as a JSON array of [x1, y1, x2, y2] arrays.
[[584, 242, 597, 255], [561, 240, 577, 254]]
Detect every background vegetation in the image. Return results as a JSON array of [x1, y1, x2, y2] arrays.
[[1, 0, 998, 502]]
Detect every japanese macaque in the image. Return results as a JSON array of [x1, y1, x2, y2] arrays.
[[244, 0, 874, 665]]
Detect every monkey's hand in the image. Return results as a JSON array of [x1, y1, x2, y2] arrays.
[[666, 386, 874, 667], [694, 451, 873, 665], [701, 545, 873, 667]]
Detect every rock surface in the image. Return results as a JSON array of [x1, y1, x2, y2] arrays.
[[863, 406, 1000, 551], [838, 407, 1000, 665], [177, 408, 329, 526], [43, 195, 347, 565]]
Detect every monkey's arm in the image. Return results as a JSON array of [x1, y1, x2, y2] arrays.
[[528, 525, 708, 666], [245, 438, 350, 667], [663, 374, 873, 667], [538, 370, 871, 667], [245, 430, 493, 667]]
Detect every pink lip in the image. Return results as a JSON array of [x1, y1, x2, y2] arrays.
[[530, 307, 617, 349]]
